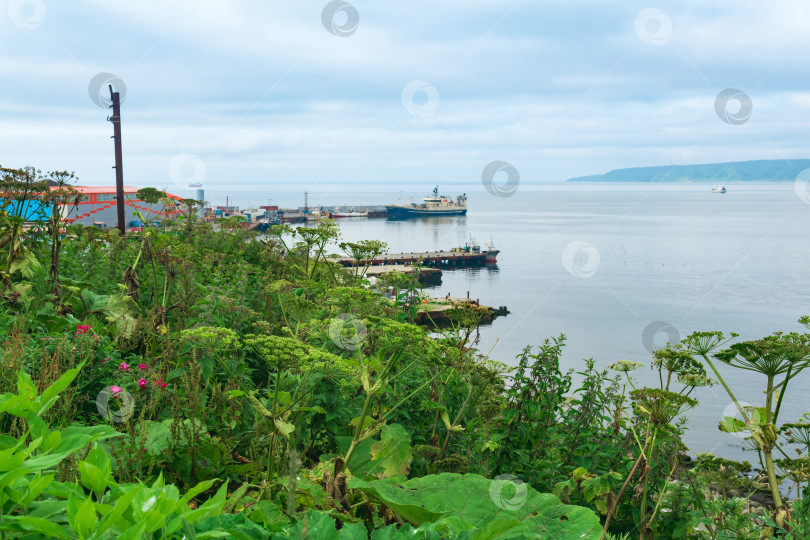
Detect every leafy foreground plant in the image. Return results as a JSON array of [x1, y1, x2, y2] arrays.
[[0, 364, 244, 539], [348, 473, 602, 539], [4, 177, 809, 538], [685, 324, 810, 531]]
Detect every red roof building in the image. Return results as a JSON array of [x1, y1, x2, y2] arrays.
[[59, 186, 183, 229]]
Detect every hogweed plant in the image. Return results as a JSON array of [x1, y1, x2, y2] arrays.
[[603, 347, 713, 539], [685, 321, 810, 528]]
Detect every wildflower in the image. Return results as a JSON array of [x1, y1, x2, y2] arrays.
[[75, 324, 91, 337], [101, 357, 109, 364], [630, 388, 698, 425], [137, 363, 149, 370], [138, 378, 148, 389], [609, 360, 644, 372], [677, 372, 714, 387], [118, 362, 131, 372], [155, 378, 168, 388], [110, 385, 122, 399]]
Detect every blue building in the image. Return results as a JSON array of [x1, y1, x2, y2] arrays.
[[0, 198, 48, 221]]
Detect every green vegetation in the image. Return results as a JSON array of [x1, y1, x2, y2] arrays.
[[567, 159, 810, 183], [0, 168, 808, 538]]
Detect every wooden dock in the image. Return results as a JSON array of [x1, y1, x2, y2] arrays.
[[362, 265, 441, 279], [331, 247, 499, 268], [342, 265, 442, 284]]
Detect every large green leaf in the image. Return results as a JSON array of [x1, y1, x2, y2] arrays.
[[336, 436, 377, 477], [25, 425, 121, 470], [78, 446, 113, 501], [0, 515, 69, 539], [95, 484, 141, 537], [80, 288, 109, 316], [370, 522, 448, 539], [9, 248, 41, 279], [335, 423, 413, 479], [104, 293, 139, 337], [270, 509, 366, 539], [348, 473, 602, 539], [369, 423, 413, 478], [194, 514, 271, 539]]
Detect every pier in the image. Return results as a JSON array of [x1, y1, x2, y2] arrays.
[[330, 247, 499, 268], [362, 265, 442, 281]]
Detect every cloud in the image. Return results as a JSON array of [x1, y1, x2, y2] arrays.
[[0, 0, 808, 202]]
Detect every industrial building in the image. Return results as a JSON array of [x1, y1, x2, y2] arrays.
[[61, 186, 184, 229]]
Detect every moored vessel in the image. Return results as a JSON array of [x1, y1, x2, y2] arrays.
[[331, 205, 368, 218], [385, 186, 467, 218], [306, 209, 331, 221]]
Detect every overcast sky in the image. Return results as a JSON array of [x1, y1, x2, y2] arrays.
[[1, 0, 808, 198]]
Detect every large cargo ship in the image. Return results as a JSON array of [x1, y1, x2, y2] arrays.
[[385, 187, 467, 218]]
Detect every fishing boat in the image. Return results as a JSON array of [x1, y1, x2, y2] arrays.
[[331, 205, 368, 218], [385, 186, 467, 218], [712, 185, 727, 193], [306, 209, 331, 221]]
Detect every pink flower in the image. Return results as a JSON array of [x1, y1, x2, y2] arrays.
[[74, 325, 91, 337], [110, 385, 122, 395], [138, 378, 148, 389], [101, 357, 108, 364], [155, 378, 168, 388], [138, 363, 149, 370], [118, 362, 131, 372]]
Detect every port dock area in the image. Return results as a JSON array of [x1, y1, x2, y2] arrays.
[[416, 293, 509, 326], [279, 205, 388, 222], [349, 264, 442, 285], [362, 265, 441, 279], [330, 247, 499, 268]]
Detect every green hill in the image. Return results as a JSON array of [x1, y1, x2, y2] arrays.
[[567, 159, 810, 183]]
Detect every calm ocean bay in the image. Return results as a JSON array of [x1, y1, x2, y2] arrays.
[[242, 182, 810, 460]]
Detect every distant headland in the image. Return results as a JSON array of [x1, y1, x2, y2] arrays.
[[567, 159, 810, 183]]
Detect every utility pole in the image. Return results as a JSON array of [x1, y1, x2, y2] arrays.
[[304, 191, 309, 213], [109, 85, 125, 235]]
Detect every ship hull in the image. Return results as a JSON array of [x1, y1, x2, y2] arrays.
[[385, 205, 467, 218]]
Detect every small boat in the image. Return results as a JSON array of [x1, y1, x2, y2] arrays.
[[712, 185, 727, 194], [306, 209, 331, 221], [188, 183, 202, 188], [331, 205, 368, 218]]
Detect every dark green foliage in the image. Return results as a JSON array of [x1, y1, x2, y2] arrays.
[[0, 181, 806, 538]]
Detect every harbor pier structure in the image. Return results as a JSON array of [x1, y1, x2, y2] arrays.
[[330, 245, 499, 269]]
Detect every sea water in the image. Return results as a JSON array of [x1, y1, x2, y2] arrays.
[[236, 182, 810, 461]]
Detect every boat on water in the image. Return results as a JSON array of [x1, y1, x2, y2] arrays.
[[712, 185, 727, 193], [251, 219, 281, 233], [331, 205, 368, 218], [306, 209, 331, 221], [453, 237, 499, 263], [385, 186, 467, 218]]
